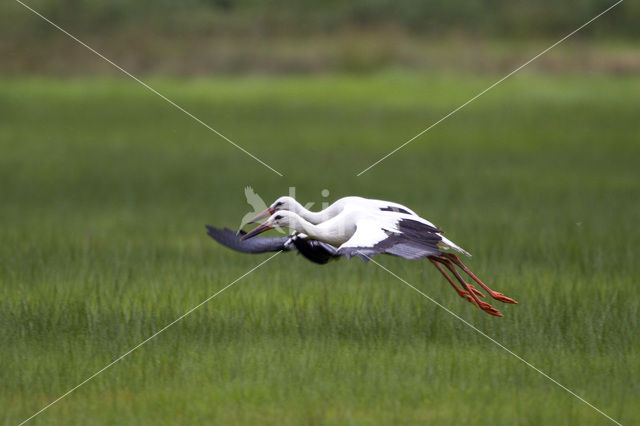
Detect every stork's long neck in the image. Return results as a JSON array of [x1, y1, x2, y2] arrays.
[[285, 214, 338, 243], [293, 200, 343, 225], [288, 215, 323, 238], [286, 211, 352, 246]]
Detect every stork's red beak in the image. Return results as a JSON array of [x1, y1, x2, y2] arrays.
[[240, 223, 273, 240], [247, 207, 274, 224]]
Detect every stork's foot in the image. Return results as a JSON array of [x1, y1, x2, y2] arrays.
[[460, 292, 475, 304], [488, 291, 518, 304], [429, 255, 505, 317], [457, 290, 472, 301], [461, 293, 503, 317], [455, 287, 484, 304], [466, 284, 485, 298], [441, 253, 516, 306], [449, 286, 474, 302], [476, 300, 503, 317]]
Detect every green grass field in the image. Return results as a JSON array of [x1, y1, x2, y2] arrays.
[[1, 73, 639, 425]]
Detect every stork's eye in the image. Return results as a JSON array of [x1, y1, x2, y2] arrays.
[[274, 202, 283, 208], [274, 215, 283, 220]]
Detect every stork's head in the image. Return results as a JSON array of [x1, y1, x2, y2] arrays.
[[241, 211, 299, 240], [247, 196, 299, 224]]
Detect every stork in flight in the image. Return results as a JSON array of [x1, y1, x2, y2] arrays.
[[246, 195, 470, 259], [208, 202, 517, 316], [247, 195, 419, 225]]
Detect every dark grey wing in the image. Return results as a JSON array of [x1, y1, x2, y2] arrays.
[[378, 236, 441, 259], [206, 225, 339, 265], [292, 238, 340, 265], [206, 226, 290, 253], [337, 218, 442, 262], [338, 233, 442, 262]]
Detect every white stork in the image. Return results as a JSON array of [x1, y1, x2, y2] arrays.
[[247, 196, 419, 225], [236, 207, 517, 317], [245, 195, 465, 260]]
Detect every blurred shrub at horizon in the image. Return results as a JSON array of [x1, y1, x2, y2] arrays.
[[2, 0, 638, 75]]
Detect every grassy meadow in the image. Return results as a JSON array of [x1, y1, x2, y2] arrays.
[[1, 73, 639, 424]]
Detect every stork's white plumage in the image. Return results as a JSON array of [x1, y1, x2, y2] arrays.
[[248, 196, 419, 225], [249, 195, 468, 255], [244, 208, 458, 259], [240, 205, 517, 317]]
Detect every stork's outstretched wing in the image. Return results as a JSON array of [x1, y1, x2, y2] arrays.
[[207, 226, 291, 253], [336, 217, 442, 262], [205, 226, 339, 265]]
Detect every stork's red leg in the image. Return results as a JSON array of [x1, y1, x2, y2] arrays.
[[436, 257, 503, 317], [428, 257, 474, 302], [442, 253, 518, 304], [429, 258, 484, 299]]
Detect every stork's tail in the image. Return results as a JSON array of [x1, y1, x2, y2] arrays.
[[440, 236, 471, 257]]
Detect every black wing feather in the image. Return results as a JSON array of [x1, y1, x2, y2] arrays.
[[379, 206, 412, 215], [338, 218, 442, 262], [292, 238, 339, 264], [206, 226, 289, 253], [206, 225, 340, 265]]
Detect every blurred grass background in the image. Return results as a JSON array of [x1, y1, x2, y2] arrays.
[[2, 1, 639, 425], [2, 0, 640, 75]]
